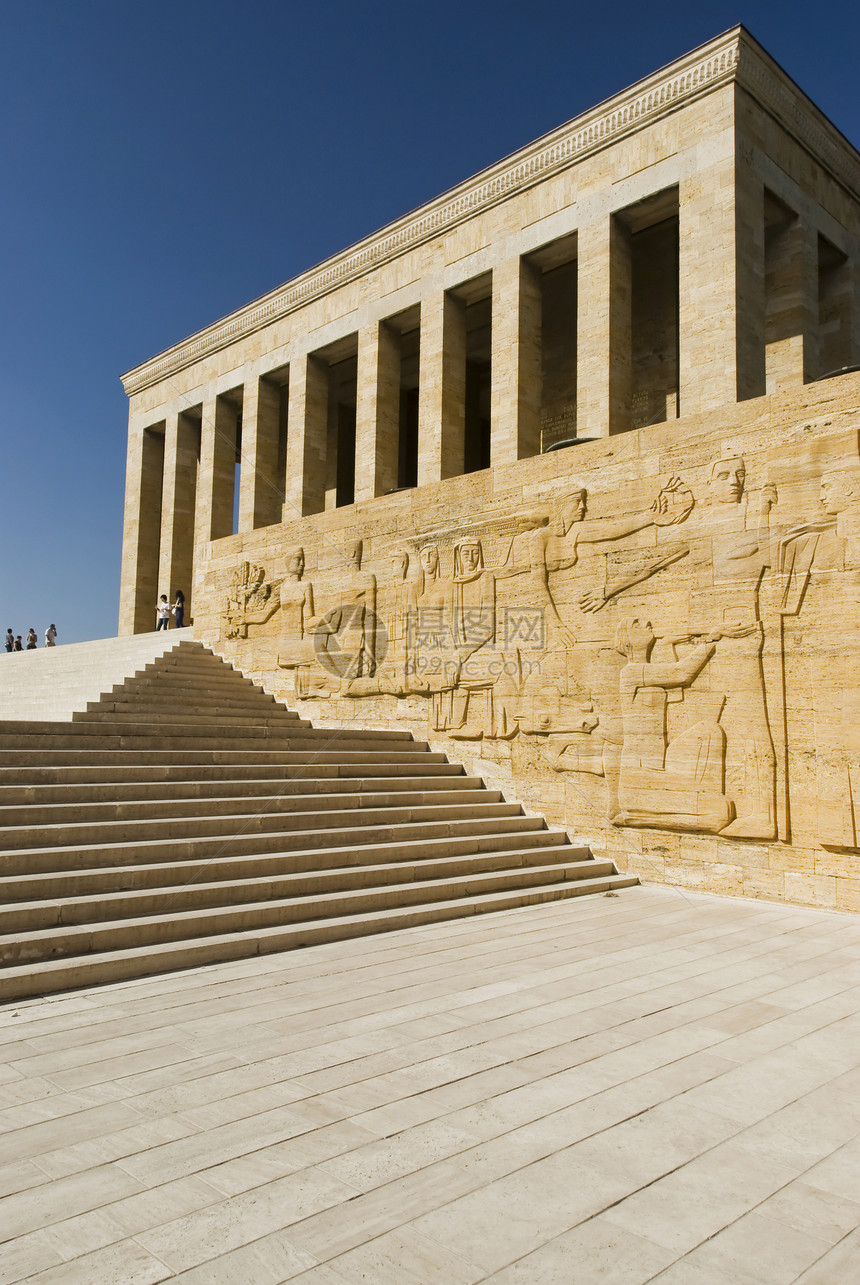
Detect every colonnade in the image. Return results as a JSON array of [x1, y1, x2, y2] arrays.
[[120, 161, 860, 635]]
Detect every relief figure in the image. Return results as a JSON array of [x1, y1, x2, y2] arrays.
[[613, 617, 732, 834], [779, 460, 860, 850], [346, 547, 413, 696], [223, 562, 280, 639], [408, 543, 457, 728], [313, 539, 377, 681], [447, 538, 499, 739], [493, 477, 693, 738], [500, 477, 694, 648], [686, 456, 778, 839], [275, 548, 329, 697]]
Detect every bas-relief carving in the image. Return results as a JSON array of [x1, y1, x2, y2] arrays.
[[224, 562, 280, 639], [779, 460, 860, 852], [218, 439, 860, 853], [312, 539, 378, 683]]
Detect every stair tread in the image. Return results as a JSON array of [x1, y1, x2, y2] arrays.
[[0, 805, 530, 852], [0, 786, 491, 816], [0, 775, 482, 802], [0, 867, 629, 948], [0, 842, 592, 895], [0, 877, 639, 998], [0, 823, 563, 872], [1, 856, 609, 923]]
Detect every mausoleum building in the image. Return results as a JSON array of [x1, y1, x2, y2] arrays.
[[119, 27, 860, 914]]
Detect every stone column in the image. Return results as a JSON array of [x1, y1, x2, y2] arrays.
[[118, 419, 165, 634], [851, 256, 860, 368], [418, 291, 466, 483], [678, 148, 766, 411], [490, 256, 541, 462], [818, 251, 860, 374], [765, 215, 819, 388], [354, 321, 400, 501], [157, 409, 199, 609], [237, 375, 282, 531], [576, 216, 631, 437], [196, 395, 237, 543], [284, 352, 328, 519], [324, 379, 339, 511]]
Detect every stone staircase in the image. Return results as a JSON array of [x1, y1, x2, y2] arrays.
[[0, 641, 636, 1000]]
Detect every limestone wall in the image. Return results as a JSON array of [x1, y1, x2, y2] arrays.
[[191, 374, 860, 914]]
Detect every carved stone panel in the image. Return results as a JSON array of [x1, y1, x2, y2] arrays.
[[199, 422, 860, 912]]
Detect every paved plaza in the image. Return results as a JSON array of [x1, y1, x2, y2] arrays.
[[1, 885, 860, 1282]]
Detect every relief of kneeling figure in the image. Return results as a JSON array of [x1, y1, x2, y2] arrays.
[[613, 617, 733, 834]]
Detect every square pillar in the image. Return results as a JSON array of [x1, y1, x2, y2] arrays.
[[765, 215, 819, 388], [576, 216, 631, 438], [196, 395, 238, 544], [238, 375, 282, 532], [851, 257, 860, 367], [157, 409, 199, 609], [490, 257, 541, 462], [118, 420, 164, 635], [284, 352, 328, 519], [417, 292, 466, 484], [324, 375, 339, 511], [354, 321, 400, 501], [678, 149, 765, 411], [819, 251, 860, 373]]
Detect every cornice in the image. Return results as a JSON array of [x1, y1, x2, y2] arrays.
[[735, 35, 860, 202], [121, 27, 860, 397]]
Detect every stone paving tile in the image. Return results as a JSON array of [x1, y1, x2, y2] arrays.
[[792, 1227, 860, 1282], [0, 1162, 144, 1241], [0, 1231, 63, 1285], [669, 1209, 833, 1283], [483, 1213, 676, 1283], [135, 1168, 356, 1274], [320, 1224, 485, 1283], [0, 1157, 49, 1199], [169, 1232, 317, 1283], [1, 887, 860, 1281], [286, 1159, 483, 1263], [756, 1180, 860, 1246], [22, 1238, 173, 1284]]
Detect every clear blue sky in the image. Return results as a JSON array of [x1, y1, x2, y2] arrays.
[[2, 0, 859, 643]]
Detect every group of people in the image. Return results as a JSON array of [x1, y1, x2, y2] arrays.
[[156, 591, 186, 630], [5, 624, 57, 652]]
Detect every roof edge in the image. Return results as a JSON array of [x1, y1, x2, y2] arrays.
[[121, 27, 859, 397]]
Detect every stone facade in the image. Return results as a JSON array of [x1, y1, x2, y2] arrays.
[[119, 27, 860, 912]]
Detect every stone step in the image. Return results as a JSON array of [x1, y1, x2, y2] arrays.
[[0, 784, 497, 826], [0, 774, 485, 807], [0, 860, 615, 964], [113, 670, 274, 691], [91, 685, 294, 706], [128, 669, 289, 685], [1, 835, 586, 902], [91, 693, 300, 714], [0, 722, 424, 752], [0, 635, 633, 1000], [73, 707, 308, 729], [0, 748, 451, 771], [0, 818, 560, 876], [1, 852, 611, 938], [0, 798, 524, 850], [0, 874, 638, 1001], [138, 659, 251, 678]]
